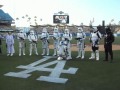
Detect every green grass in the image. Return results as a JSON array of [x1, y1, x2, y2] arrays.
[[0, 37, 120, 90]]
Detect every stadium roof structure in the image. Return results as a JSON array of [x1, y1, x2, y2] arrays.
[[0, 9, 14, 21]]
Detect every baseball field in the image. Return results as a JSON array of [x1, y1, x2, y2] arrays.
[[0, 36, 120, 90]]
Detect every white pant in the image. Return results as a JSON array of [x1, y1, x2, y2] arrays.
[[19, 41, 25, 55], [53, 40, 59, 55], [41, 39, 49, 55], [89, 50, 99, 60], [7, 44, 14, 54], [29, 43, 38, 55], [77, 41, 85, 58]]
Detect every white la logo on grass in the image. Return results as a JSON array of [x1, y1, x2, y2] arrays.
[[4, 56, 78, 84]]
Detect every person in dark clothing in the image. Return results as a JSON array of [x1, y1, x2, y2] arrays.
[[104, 26, 115, 62], [0, 39, 1, 54], [0, 34, 2, 54]]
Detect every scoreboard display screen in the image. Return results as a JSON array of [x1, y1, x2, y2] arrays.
[[53, 15, 69, 24]]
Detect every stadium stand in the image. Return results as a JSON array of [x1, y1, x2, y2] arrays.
[[0, 9, 13, 25], [0, 7, 14, 32]]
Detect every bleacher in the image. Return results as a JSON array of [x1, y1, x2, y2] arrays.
[[0, 8, 14, 32], [0, 9, 13, 25]]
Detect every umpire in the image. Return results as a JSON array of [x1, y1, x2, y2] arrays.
[[104, 26, 115, 62]]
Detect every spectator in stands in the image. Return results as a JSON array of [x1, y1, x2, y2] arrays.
[[6, 32, 15, 56]]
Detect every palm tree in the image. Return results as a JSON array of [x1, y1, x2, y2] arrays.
[[34, 16, 37, 26], [22, 16, 25, 19], [35, 22, 38, 26], [40, 18, 42, 21], [34, 16, 37, 18], [26, 14, 28, 17], [16, 18, 19, 20], [28, 17, 31, 20]]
